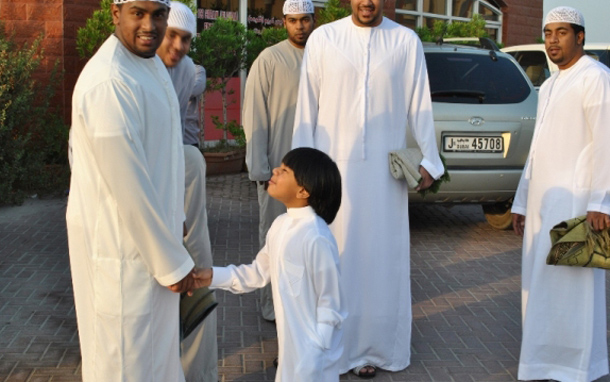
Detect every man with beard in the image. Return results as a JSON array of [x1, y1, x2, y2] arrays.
[[67, 1, 206, 380], [512, 6, 610, 382]]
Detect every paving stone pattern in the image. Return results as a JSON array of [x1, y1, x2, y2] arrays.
[[1, 173, 609, 381]]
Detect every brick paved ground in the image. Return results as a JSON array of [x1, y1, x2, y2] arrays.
[[1, 172, 610, 381]]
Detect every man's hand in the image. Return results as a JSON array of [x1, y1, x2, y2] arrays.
[[168, 269, 195, 294], [512, 213, 525, 236], [587, 211, 610, 231], [167, 268, 213, 296], [415, 166, 434, 191]]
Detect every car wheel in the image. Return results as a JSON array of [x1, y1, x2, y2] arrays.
[[482, 202, 513, 230]]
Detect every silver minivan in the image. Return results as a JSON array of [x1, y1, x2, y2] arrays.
[[407, 43, 538, 229], [502, 43, 610, 87]]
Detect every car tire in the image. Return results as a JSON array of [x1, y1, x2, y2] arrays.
[[482, 202, 513, 230]]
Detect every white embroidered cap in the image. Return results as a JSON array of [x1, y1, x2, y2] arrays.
[[168, 1, 197, 36], [283, 0, 314, 15], [114, 0, 171, 7], [544, 6, 585, 28]]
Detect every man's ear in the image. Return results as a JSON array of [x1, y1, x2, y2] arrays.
[[111, 4, 121, 26], [296, 186, 310, 200], [577, 31, 585, 46]]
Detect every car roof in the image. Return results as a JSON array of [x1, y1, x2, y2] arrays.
[[502, 43, 610, 51], [423, 42, 513, 59]]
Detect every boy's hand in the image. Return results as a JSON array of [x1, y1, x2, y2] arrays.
[[191, 268, 213, 289]]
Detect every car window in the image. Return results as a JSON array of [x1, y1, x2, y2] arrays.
[[585, 49, 610, 68], [506, 51, 550, 86], [425, 52, 532, 104]]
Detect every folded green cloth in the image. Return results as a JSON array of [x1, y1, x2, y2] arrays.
[[546, 215, 610, 269]]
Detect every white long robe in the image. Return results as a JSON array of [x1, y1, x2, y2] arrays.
[[292, 16, 443, 373], [67, 35, 194, 382], [211, 206, 346, 381], [512, 55, 610, 382]]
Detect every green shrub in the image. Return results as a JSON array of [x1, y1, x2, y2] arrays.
[[76, 0, 114, 59], [0, 26, 69, 205], [317, 0, 351, 26], [416, 14, 491, 42]]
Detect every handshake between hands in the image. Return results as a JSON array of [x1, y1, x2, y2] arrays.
[[168, 268, 213, 296]]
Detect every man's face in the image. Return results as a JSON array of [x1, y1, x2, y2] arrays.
[[157, 27, 193, 67], [351, 0, 384, 27], [111, 1, 169, 58], [544, 22, 584, 70], [284, 14, 314, 48]]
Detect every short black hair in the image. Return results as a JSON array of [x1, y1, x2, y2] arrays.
[[570, 23, 586, 45], [282, 147, 342, 224]]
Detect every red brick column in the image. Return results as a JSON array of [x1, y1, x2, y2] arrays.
[[0, 0, 100, 123], [501, 0, 543, 47]]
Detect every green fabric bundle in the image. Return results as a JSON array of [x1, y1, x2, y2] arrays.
[[546, 215, 610, 269]]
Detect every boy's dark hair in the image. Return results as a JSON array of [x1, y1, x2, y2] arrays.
[[282, 147, 341, 224]]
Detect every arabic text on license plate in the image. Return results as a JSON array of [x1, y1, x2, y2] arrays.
[[444, 136, 503, 153]]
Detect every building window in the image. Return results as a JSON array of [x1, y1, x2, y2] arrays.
[[452, 0, 473, 17], [423, 0, 447, 15], [394, 0, 503, 42]]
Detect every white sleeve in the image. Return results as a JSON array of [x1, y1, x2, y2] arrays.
[[243, 53, 273, 181], [406, 38, 444, 179], [584, 70, 610, 215], [210, 244, 271, 293], [308, 236, 343, 349]]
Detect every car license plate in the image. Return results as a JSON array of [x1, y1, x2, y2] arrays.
[[443, 136, 504, 153]]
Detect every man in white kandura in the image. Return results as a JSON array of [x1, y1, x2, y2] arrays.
[[291, 0, 444, 377], [155, 3, 217, 381], [512, 6, 610, 382], [67, 1, 206, 380], [242, 0, 315, 322]]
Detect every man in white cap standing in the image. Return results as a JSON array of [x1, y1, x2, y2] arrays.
[[67, 1, 208, 381], [512, 6, 610, 381], [242, 0, 315, 322], [156, 3, 218, 381]]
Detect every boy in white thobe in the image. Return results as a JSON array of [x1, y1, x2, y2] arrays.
[[512, 6, 610, 382], [67, 1, 201, 381], [292, 0, 443, 376], [195, 148, 346, 381]]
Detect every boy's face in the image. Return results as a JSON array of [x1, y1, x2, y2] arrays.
[[268, 164, 309, 208]]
